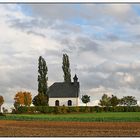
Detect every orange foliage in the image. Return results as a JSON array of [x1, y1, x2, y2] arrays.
[[0, 96, 4, 106], [14, 91, 32, 107]]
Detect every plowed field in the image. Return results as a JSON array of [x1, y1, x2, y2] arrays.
[[0, 120, 140, 137]]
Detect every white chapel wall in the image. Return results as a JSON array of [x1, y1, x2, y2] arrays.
[[49, 97, 79, 106]]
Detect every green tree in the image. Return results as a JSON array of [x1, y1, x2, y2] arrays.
[[99, 94, 111, 107], [14, 101, 20, 111], [62, 54, 71, 82], [0, 96, 4, 113], [110, 95, 120, 107], [33, 56, 49, 106], [120, 96, 137, 106], [38, 56, 48, 94], [32, 93, 49, 106], [81, 95, 90, 106]]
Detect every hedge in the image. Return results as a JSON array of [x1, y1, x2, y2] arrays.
[[13, 105, 140, 114]]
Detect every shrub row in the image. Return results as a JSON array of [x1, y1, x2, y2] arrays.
[[13, 105, 140, 114], [0, 113, 6, 116]]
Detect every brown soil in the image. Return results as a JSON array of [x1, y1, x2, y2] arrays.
[[0, 120, 140, 137]]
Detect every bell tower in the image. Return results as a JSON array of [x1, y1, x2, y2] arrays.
[[73, 74, 78, 83]]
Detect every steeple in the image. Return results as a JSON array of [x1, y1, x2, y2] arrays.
[[73, 74, 78, 82]]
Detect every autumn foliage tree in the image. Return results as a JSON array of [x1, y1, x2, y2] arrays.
[[14, 91, 32, 108], [0, 96, 4, 113]]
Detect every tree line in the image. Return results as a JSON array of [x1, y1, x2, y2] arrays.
[[99, 94, 137, 107], [0, 54, 139, 113], [81, 94, 137, 107]]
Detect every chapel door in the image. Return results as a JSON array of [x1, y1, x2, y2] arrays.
[[68, 100, 72, 106], [55, 100, 59, 106]]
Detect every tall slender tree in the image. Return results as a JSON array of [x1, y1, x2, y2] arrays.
[[62, 54, 71, 82], [33, 56, 49, 106], [38, 56, 48, 94]]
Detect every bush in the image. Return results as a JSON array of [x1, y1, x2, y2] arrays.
[[114, 106, 124, 112], [67, 107, 74, 113], [54, 106, 67, 114], [28, 106, 36, 113], [0, 113, 5, 116], [94, 106, 103, 112], [13, 105, 140, 114], [85, 107, 90, 112], [17, 106, 28, 114], [134, 106, 140, 112], [103, 107, 109, 112], [89, 107, 96, 112], [60, 106, 68, 114], [79, 107, 85, 112]]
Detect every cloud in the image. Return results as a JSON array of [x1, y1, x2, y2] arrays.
[[1, 4, 140, 109], [28, 4, 79, 20], [28, 4, 135, 23], [0, 4, 64, 109]]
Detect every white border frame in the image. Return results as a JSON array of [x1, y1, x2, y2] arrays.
[[0, 0, 140, 3]]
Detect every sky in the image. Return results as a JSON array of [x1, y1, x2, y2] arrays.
[[1, 4, 140, 110]]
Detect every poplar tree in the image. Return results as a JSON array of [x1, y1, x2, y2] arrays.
[[38, 56, 48, 94], [62, 54, 71, 82], [33, 56, 49, 106]]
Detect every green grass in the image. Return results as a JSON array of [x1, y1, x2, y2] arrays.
[[1, 112, 140, 122]]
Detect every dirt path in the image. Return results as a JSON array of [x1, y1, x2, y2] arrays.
[[0, 120, 140, 137]]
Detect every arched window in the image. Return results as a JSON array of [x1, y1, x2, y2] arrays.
[[55, 100, 59, 106], [68, 100, 72, 106]]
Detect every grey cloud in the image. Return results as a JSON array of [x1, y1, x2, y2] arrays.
[[50, 23, 82, 35], [28, 4, 79, 20], [78, 60, 140, 91], [2, 4, 140, 109], [79, 4, 140, 25], [61, 38, 77, 53], [10, 18, 55, 30], [9, 4, 140, 36], [106, 34, 120, 42], [0, 61, 38, 107], [27, 31, 46, 38], [25, 4, 136, 24], [61, 36, 100, 54], [0, 61, 37, 91], [76, 36, 99, 52]]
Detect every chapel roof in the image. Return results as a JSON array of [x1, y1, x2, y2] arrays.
[[48, 82, 79, 98]]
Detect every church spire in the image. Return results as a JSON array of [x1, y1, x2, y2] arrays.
[[73, 74, 78, 82]]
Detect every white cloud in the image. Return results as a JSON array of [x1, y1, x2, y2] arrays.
[[0, 4, 140, 110], [103, 4, 134, 21], [0, 5, 64, 109], [123, 73, 135, 83]]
